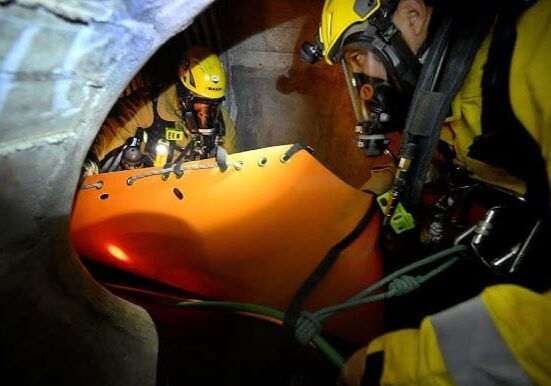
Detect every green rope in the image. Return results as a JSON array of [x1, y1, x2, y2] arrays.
[[350, 244, 467, 302], [173, 300, 346, 369], [315, 255, 461, 318], [294, 245, 467, 344], [170, 244, 468, 369]]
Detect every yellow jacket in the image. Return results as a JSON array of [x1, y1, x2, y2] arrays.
[[441, 0, 551, 199], [90, 83, 238, 162], [340, 285, 551, 386]]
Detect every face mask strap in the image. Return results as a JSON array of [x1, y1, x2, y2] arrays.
[[339, 7, 421, 94]]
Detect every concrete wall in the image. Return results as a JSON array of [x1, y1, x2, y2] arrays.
[[0, 1, 214, 384], [223, 0, 378, 187]]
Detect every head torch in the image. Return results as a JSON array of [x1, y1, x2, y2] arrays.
[[154, 139, 170, 167], [300, 39, 324, 64]]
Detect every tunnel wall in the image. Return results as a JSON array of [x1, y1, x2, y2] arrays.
[[0, 1, 214, 384], [222, 0, 380, 187]]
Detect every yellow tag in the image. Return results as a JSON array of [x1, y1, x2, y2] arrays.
[[165, 128, 184, 141], [376, 191, 415, 234]]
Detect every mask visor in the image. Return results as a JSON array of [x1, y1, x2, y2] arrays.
[[340, 49, 396, 133], [341, 57, 369, 125], [191, 99, 223, 135]]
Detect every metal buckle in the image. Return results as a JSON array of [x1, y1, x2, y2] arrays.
[[454, 206, 543, 275]]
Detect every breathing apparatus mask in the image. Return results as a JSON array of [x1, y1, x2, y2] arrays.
[[339, 25, 421, 155], [340, 49, 412, 156], [176, 85, 225, 159], [186, 98, 224, 137]]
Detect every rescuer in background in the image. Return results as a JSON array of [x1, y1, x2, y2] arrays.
[[302, 0, 551, 384], [83, 46, 238, 175]]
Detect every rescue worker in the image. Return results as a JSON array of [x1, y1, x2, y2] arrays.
[[83, 46, 238, 175], [302, 0, 551, 384]]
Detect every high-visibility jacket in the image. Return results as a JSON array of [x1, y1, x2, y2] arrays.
[[90, 82, 238, 162], [440, 0, 551, 201], [339, 285, 551, 386]]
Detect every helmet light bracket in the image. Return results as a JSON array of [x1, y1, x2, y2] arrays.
[[300, 37, 324, 64]]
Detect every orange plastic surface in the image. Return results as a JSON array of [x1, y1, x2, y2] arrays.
[[70, 144, 384, 344]]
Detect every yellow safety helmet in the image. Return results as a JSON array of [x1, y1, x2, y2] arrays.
[[319, 0, 381, 64], [178, 46, 226, 100]]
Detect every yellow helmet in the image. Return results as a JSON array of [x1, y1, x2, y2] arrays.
[[178, 46, 226, 100], [319, 0, 381, 64]]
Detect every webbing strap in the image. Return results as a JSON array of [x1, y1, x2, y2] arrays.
[[432, 297, 531, 386], [100, 145, 125, 173], [283, 199, 378, 332], [403, 2, 497, 207]]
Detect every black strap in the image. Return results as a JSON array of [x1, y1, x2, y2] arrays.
[[361, 351, 384, 386], [281, 143, 315, 162], [283, 200, 378, 332], [402, 2, 497, 208], [368, 2, 423, 91], [100, 145, 126, 173], [468, 0, 548, 211], [359, 15, 421, 93], [173, 140, 195, 163]]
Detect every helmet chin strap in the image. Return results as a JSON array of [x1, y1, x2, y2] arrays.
[[176, 80, 194, 111]]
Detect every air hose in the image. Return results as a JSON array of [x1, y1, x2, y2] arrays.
[[170, 244, 468, 369]]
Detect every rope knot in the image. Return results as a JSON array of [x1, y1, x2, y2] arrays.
[[294, 311, 322, 345], [388, 275, 420, 296]]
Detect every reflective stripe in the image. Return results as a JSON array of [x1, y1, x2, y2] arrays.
[[431, 296, 532, 386]]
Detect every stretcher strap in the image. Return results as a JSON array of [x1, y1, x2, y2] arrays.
[[283, 199, 378, 333]]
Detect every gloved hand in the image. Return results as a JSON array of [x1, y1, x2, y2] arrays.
[[82, 159, 99, 177], [360, 162, 396, 195], [337, 348, 370, 386]]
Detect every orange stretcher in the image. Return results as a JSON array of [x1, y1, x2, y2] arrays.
[[70, 144, 384, 344]]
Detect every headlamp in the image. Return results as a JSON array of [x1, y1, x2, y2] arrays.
[[154, 139, 169, 167], [300, 40, 323, 64]]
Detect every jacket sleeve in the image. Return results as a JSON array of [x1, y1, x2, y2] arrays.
[[90, 92, 155, 162], [339, 325, 453, 386], [339, 284, 550, 386], [510, 0, 551, 204]]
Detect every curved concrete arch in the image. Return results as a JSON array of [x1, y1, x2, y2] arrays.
[[0, 1, 213, 384]]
